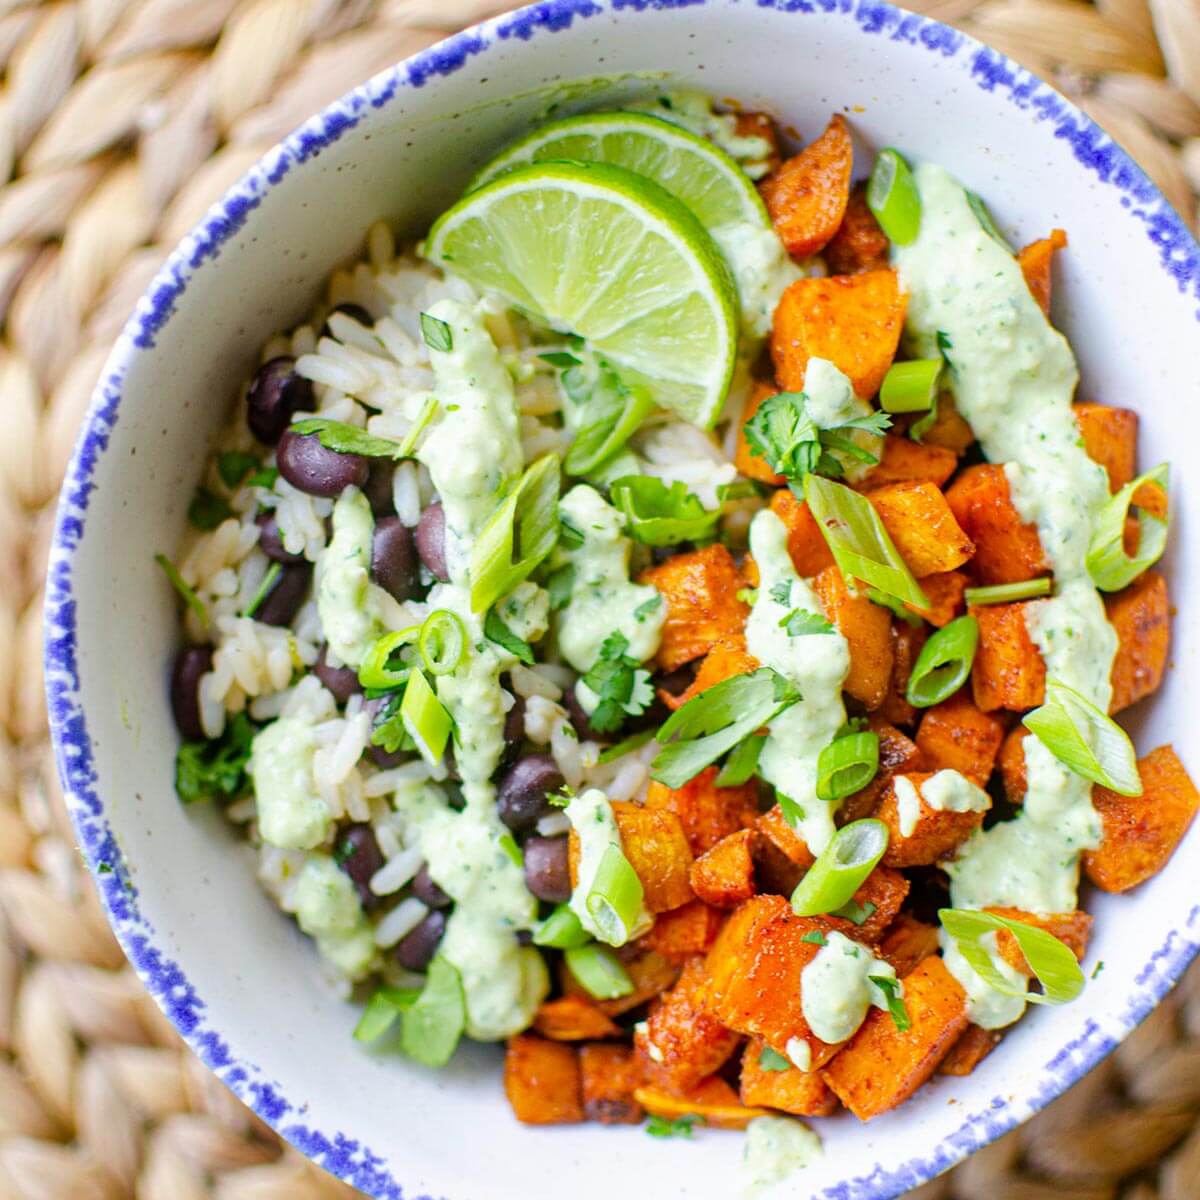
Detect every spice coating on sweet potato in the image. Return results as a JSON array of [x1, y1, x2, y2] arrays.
[[905, 569, 968, 630], [673, 636, 760, 709], [945, 464, 1047, 586], [504, 1034, 583, 1124], [876, 772, 988, 867], [984, 906, 1092, 976], [690, 828, 758, 908], [998, 725, 1029, 804], [824, 182, 890, 275], [970, 601, 1047, 712], [633, 1076, 767, 1130], [838, 717, 924, 825], [937, 1024, 1003, 1077], [613, 801, 694, 913], [769, 487, 835, 577], [812, 565, 894, 710], [1106, 570, 1169, 714], [867, 481, 975, 578], [821, 866, 910, 943], [879, 622, 928, 727], [580, 1043, 644, 1124], [858, 435, 957, 490], [1075, 401, 1138, 493], [739, 1040, 840, 1116], [641, 899, 725, 963], [915, 691, 1006, 783], [534, 996, 621, 1041], [878, 914, 941, 978], [645, 766, 760, 857], [1017, 228, 1067, 315]]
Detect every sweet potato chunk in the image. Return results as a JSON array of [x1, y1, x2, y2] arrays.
[[877, 772, 988, 867], [739, 1040, 840, 1116], [673, 637, 759, 709], [868, 481, 975, 578], [879, 623, 927, 728], [771, 270, 906, 399], [878, 914, 941, 978], [636, 959, 741, 1090], [580, 1043, 643, 1124], [645, 766, 760, 858], [998, 726, 1028, 803], [505, 1035, 583, 1124], [1084, 745, 1199, 893], [812, 565, 894, 710], [905, 569, 968, 629], [821, 956, 968, 1120], [534, 996, 621, 1041], [641, 899, 725, 963], [561, 946, 680, 1017], [614, 802, 693, 912], [971, 601, 1046, 712], [984, 907, 1092, 976], [824, 182, 889, 275], [1075, 401, 1137, 493], [918, 392, 975, 455], [769, 488, 834, 577], [640, 544, 750, 671], [737, 381, 786, 485], [1017, 228, 1067, 315], [1106, 570, 1169, 714], [839, 717, 924, 824], [938, 1025, 1003, 1077], [822, 866, 910, 944], [759, 114, 852, 258], [945, 464, 1047, 585], [915, 691, 1005, 782], [754, 803, 814, 893], [691, 829, 758, 908], [858, 435, 957, 490], [634, 1076, 766, 1130]]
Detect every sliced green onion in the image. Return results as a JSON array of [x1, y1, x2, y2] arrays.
[[469, 453, 561, 613], [816, 731, 879, 801], [879, 360, 940, 413], [418, 609, 467, 676], [358, 627, 420, 689], [155, 553, 209, 628], [909, 391, 939, 443], [353, 986, 419, 1043], [1023, 677, 1141, 795], [940, 908, 1085, 1006], [242, 562, 281, 620], [564, 943, 634, 1001], [831, 898, 876, 926], [564, 366, 654, 476], [866, 148, 921, 245], [905, 615, 978, 708], [964, 578, 1052, 606], [499, 833, 523, 867], [597, 728, 655, 765], [419, 312, 453, 352], [716, 733, 766, 786], [401, 667, 453, 766], [790, 819, 889, 917], [400, 955, 466, 1067], [609, 475, 722, 546], [869, 975, 911, 1032], [804, 474, 929, 610], [965, 191, 1014, 252], [395, 396, 440, 458], [586, 843, 645, 947], [1086, 463, 1169, 592], [532, 904, 590, 949]]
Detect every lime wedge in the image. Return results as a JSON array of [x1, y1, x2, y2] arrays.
[[469, 110, 769, 232], [426, 160, 739, 429]]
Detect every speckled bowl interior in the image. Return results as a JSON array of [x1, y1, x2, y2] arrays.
[[45, 2, 1200, 1198]]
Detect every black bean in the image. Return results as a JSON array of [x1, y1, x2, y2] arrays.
[[276, 429, 369, 498], [170, 645, 213, 740], [314, 645, 361, 704], [335, 824, 385, 909], [371, 517, 419, 602], [412, 863, 451, 909], [396, 909, 447, 972], [255, 511, 305, 564], [414, 502, 449, 582], [255, 562, 311, 626], [501, 694, 526, 767], [322, 302, 373, 337], [523, 836, 571, 904], [246, 357, 313, 445], [496, 754, 564, 833], [563, 684, 612, 744], [363, 459, 396, 517]]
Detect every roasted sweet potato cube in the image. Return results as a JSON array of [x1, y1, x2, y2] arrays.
[[771, 270, 907, 399], [867, 482, 975, 578], [971, 601, 1046, 712], [690, 828, 758, 909], [534, 996, 621, 1041], [938, 1025, 1003, 1077], [505, 1035, 583, 1124], [945, 465, 1048, 585], [839, 717, 924, 824], [1106, 570, 1169, 714], [823, 866, 910, 944], [636, 959, 741, 1090], [580, 1043, 643, 1124], [821, 956, 968, 1120], [614, 801, 694, 912], [905, 569, 968, 629], [916, 691, 1005, 782], [877, 772, 989, 867], [734, 111, 782, 176], [756, 803, 814, 868], [879, 622, 927, 728], [645, 766, 760, 857], [918, 392, 975, 455], [998, 726, 1028, 803], [878, 914, 941, 978], [769, 488, 834, 577], [984, 907, 1092, 976], [641, 899, 725, 963], [824, 182, 889, 276], [759, 114, 852, 258], [1017, 228, 1067, 315], [673, 637, 760, 709], [739, 1040, 840, 1116], [737, 381, 786, 485], [634, 1076, 767, 1130], [640, 544, 750, 672], [812, 565, 894, 710], [1084, 744, 1199, 892], [858, 435, 957, 490], [561, 946, 680, 1017], [754, 803, 813, 894], [1075, 401, 1137, 493]]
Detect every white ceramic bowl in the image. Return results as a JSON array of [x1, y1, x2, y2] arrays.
[[45, 2, 1200, 1197]]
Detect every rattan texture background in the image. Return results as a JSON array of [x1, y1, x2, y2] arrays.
[[0, 1, 1195, 1196]]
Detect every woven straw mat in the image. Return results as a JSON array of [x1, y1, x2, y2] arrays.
[[0, 0, 1196, 1197]]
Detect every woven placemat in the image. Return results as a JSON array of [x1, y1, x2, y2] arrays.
[[0, 0, 1196, 1196]]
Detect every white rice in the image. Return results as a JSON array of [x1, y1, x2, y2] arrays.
[[374, 897, 430, 948], [369, 845, 425, 897]]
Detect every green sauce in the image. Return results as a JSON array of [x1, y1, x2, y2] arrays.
[[249, 717, 329, 851], [316, 487, 387, 669], [741, 1116, 823, 1195], [293, 855, 377, 980], [800, 931, 899, 1044]]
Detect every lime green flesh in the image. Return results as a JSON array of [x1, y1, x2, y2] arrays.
[[469, 110, 769, 233], [426, 160, 739, 429]]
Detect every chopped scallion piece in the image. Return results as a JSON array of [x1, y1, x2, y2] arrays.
[[563, 363, 654, 476], [1086, 463, 1169, 592], [419, 312, 453, 352], [816, 730, 879, 801], [358, 627, 419, 690], [242, 562, 281, 619], [532, 904, 590, 949], [564, 943, 634, 1000], [498, 833, 523, 867], [905, 615, 978, 707], [155, 553, 209, 628], [353, 986, 419, 1043], [401, 667, 453, 766], [586, 843, 645, 946], [715, 733, 766, 786], [395, 396, 441, 459], [866, 149, 921, 245], [400, 955, 466, 1066], [790, 819, 889, 917], [879, 359, 941, 413], [964, 578, 1052, 606], [418, 609, 468, 676], [869, 975, 911, 1032]]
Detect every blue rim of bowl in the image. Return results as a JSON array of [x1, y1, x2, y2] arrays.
[[42, 1, 1200, 1197]]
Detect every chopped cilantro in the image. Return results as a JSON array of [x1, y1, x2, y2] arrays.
[[175, 712, 255, 804], [580, 632, 654, 734]]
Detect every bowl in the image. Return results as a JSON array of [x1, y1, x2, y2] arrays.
[[44, 1, 1200, 1197]]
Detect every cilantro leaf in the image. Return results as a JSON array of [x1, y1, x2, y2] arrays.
[[370, 690, 414, 755], [538, 351, 581, 368], [175, 713, 255, 804], [645, 1114, 704, 1139], [779, 609, 835, 637], [776, 792, 806, 827], [832, 899, 877, 926], [248, 466, 279, 489], [561, 359, 653, 476], [546, 564, 576, 610], [484, 610, 534, 665], [188, 487, 232, 531], [801, 930, 827, 946], [769, 580, 792, 606], [634, 594, 662, 622], [217, 451, 260, 489], [559, 515, 585, 550], [581, 632, 654, 734], [291, 417, 405, 460], [609, 476, 722, 547], [869, 975, 912, 1032]]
